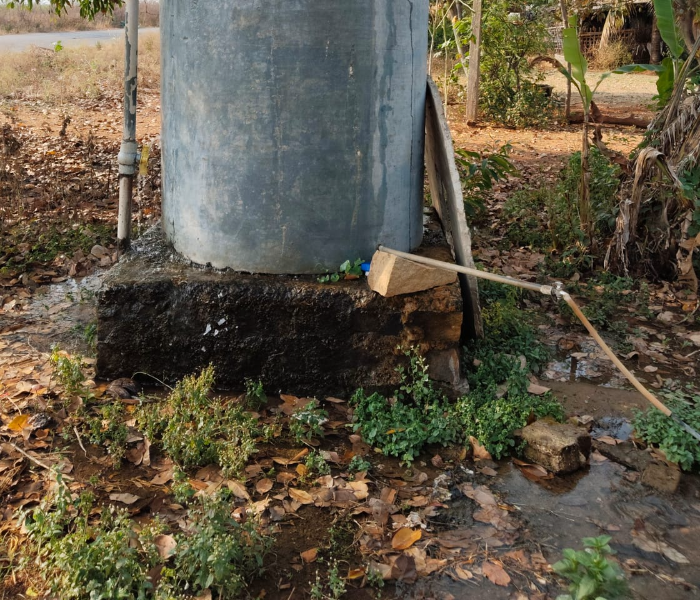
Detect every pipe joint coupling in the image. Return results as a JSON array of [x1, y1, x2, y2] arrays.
[[118, 140, 139, 176]]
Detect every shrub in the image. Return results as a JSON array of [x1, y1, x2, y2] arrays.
[[591, 39, 632, 71], [351, 348, 460, 463], [21, 476, 163, 600], [138, 367, 258, 478], [158, 492, 272, 600], [633, 389, 700, 471]]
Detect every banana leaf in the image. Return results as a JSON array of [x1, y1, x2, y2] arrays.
[[653, 0, 684, 59]]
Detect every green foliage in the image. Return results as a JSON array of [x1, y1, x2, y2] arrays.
[[455, 144, 517, 220], [458, 283, 563, 458], [243, 378, 267, 411], [303, 451, 331, 481], [579, 275, 634, 330], [50, 345, 91, 400], [158, 492, 272, 600], [310, 560, 347, 600], [171, 468, 196, 504], [289, 401, 328, 443], [21, 475, 163, 600], [347, 455, 371, 474], [138, 367, 258, 478], [87, 401, 129, 468], [318, 258, 364, 283], [502, 148, 621, 268], [502, 187, 554, 249], [633, 389, 700, 470], [477, 284, 551, 371], [6, 0, 122, 20], [472, 0, 556, 126], [553, 536, 628, 600], [71, 322, 97, 354], [351, 347, 459, 463]]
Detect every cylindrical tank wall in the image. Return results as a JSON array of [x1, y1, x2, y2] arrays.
[[161, 0, 428, 274]]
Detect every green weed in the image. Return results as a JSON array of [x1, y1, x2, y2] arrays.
[[21, 475, 164, 600], [318, 258, 364, 283], [347, 455, 371, 475], [157, 491, 272, 600], [351, 347, 459, 463], [50, 345, 91, 400], [310, 559, 347, 600], [137, 367, 258, 478], [633, 388, 700, 470], [87, 401, 129, 468], [553, 535, 628, 600], [302, 451, 331, 481], [243, 378, 267, 411], [289, 401, 328, 443]]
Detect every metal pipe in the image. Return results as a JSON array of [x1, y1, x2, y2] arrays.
[[117, 0, 139, 251], [377, 245, 700, 443]]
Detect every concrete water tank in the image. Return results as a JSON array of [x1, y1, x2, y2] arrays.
[[161, 0, 428, 274]]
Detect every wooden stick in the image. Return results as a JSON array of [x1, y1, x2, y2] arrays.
[[6, 441, 74, 481]]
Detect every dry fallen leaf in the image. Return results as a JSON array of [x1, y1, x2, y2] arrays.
[[255, 478, 273, 495], [391, 527, 422, 550], [300, 548, 318, 563], [108, 492, 140, 505], [225, 480, 251, 501], [469, 436, 492, 460], [482, 560, 511, 586], [7, 414, 29, 432], [153, 534, 177, 559], [289, 488, 314, 504]]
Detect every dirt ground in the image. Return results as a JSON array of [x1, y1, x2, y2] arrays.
[[1, 37, 699, 600]]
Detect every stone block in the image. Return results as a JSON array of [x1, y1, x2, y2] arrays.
[[368, 250, 457, 297], [519, 421, 592, 474], [97, 226, 467, 397], [641, 460, 681, 494]]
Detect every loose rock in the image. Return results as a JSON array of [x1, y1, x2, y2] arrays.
[[518, 421, 591, 474], [368, 250, 457, 297]]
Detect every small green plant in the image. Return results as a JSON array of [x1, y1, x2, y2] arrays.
[[53, 40, 63, 52], [633, 389, 700, 470], [455, 144, 516, 220], [347, 455, 371, 474], [171, 468, 196, 504], [138, 367, 258, 478], [158, 491, 272, 600], [351, 347, 460, 463], [553, 536, 628, 600], [303, 451, 331, 481], [50, 345, 89, 399], [21, 474, 164, 600], [289, 401, 328, 443], [458, 282, 563, 458], [87, 401, 129, 468], [318, 258, 364, 283], [243, 378, 267, 411], [310, 559, 347, 600]]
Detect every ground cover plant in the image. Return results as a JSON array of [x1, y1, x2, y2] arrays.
[[137, 366, 258, 478], [553, 536, 628, 600], [633, 388, 700, 470]]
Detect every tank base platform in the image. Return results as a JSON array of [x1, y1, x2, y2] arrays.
[[97, 218, 467, 397]]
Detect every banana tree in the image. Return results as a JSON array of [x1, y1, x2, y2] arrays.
[[557, 16, 614, 246], [613, 0, 691, 106]]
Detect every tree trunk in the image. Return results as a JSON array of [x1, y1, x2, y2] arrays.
[[650, 14, 661, 64], [559, 0, 572, 121], [465, 0, 483, 124]]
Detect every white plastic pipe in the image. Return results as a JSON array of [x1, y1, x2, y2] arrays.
[[117, 0, 139, 250]]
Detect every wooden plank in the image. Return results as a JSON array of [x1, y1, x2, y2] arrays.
[[425, 76, 483, 339]]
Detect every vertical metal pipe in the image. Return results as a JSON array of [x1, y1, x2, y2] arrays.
[[117, 0, 139, 251]]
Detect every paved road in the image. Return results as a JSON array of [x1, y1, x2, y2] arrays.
[[0, 27, 158, 53]]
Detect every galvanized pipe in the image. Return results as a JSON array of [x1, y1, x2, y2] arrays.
[[117, 0, 139, 251]]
